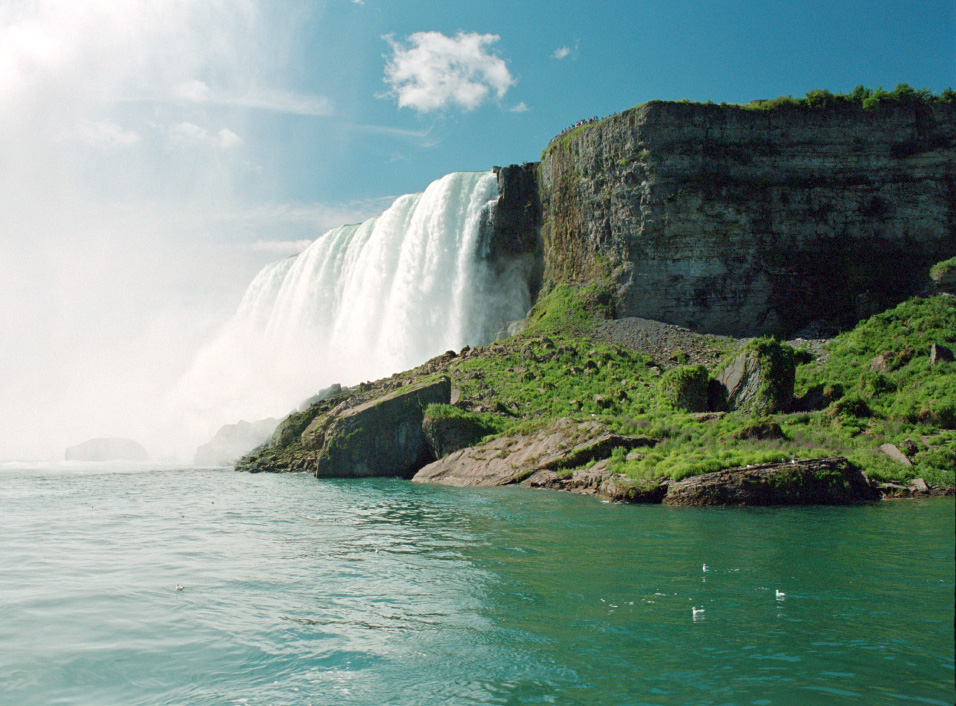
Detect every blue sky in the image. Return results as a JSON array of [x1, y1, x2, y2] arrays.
[[0, 0, 953, 459]]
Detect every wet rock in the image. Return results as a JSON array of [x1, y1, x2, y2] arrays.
[[662, 457, 877, 506]]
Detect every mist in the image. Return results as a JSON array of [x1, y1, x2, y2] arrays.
[[0, 0, 385, 461]]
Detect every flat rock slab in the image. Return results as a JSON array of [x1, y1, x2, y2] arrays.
[[662, 457, 878, 506], [878, 443, 913, 466], [412, 418, 654, 488], [522, 460, 668, 503]]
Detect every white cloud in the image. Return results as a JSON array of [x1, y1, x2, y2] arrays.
[[75, 118, 141, 146], [172, 79, 335, 117], [383, 31, 514, 112], [552, 46, 571, 60], [510, 101, 529, 113], [169, 122, 243, 149]]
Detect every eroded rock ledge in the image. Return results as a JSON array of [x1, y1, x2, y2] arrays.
[[412, 418, 883, 506]]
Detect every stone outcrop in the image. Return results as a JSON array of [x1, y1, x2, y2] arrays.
[[875, 477, 953, 497], [65, 437, 148, 462], [714, 340, 796, 413], [878, 443, 913, 466], [661, 457, 878, 506], [929, 259, 956, 294], [412, 418, 654, 488], [236, 377, 450, 477], [522, 461, 668, 503], [929, 343, 954, 365], [422, 408, 495, 459], [536, 100, 956, 335], [309, 377, 450, 478], [660, 365, 709, 412], [194, 418, 279, 467]]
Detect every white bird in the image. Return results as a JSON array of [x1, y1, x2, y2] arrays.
[[775, 589, 786, 600], [176, 584, 185, 591], [702, 564, 709, 572], [692, 606, 705, 618]]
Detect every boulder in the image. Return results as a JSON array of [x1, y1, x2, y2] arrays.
[[413, 418, 655, 488], [65, 437, 148, 462], [194, 418, 279, 466], [929, 343, 954, 365], [310, 377, 451, 478], [715, 340, 795, 414], [878, 443, 913, 466], [661, 457, 878, 506], [791, 383, 844, 412], [660, 365, 710, 412], [930, 260, 956, 294]]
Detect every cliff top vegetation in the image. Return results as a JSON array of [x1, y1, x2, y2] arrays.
[[542, 84, 955, 158]]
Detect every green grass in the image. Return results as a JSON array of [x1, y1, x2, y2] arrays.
[[444, 290, 956, 487], [930, 256, 956, 282]]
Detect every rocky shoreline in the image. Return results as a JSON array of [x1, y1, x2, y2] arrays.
[[236, 343, 954, 506]]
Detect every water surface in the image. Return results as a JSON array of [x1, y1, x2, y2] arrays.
[[1, 465, 952, 705]]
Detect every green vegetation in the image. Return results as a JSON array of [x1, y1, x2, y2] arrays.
[[930, 256, 956, 282], [543, 86, 953, 162], [439, 287, 955, 488], [742, 84, 955, 111]]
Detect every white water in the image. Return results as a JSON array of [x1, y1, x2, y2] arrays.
[[169, 171, 530, 454]]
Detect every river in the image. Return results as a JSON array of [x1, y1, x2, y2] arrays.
[[1, 464, 952, 705]]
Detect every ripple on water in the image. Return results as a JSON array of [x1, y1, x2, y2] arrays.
[[0, 467, 952, 706]]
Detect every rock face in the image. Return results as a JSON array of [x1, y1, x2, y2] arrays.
[[310, 377, 451, 478], [537, 101, 956, 335], [413, 418, 654, 488], [194, 418, 279, 467], [661, 457, 878, 506], [485, 163, 544, 309], [236, 377, 451, 476], [422, 409, 495, 459], [65, 438, 148, 462]]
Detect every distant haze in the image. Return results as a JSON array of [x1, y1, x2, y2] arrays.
[[2, 0, 951, 460]]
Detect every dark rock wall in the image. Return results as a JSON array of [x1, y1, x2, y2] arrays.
[[536, 101, 956, 336]]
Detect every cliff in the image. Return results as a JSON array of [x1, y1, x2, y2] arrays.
[[529, 100, 956, 336]]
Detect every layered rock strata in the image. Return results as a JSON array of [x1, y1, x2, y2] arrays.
[[536, 101, 956, 335]]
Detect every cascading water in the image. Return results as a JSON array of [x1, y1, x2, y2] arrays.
[[172, 170, 531, 449]]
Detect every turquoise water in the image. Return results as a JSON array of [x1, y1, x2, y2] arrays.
[[0, 465, 952, 706]]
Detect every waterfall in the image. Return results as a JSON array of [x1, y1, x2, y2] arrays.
[[173, 170, 530, 439]]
